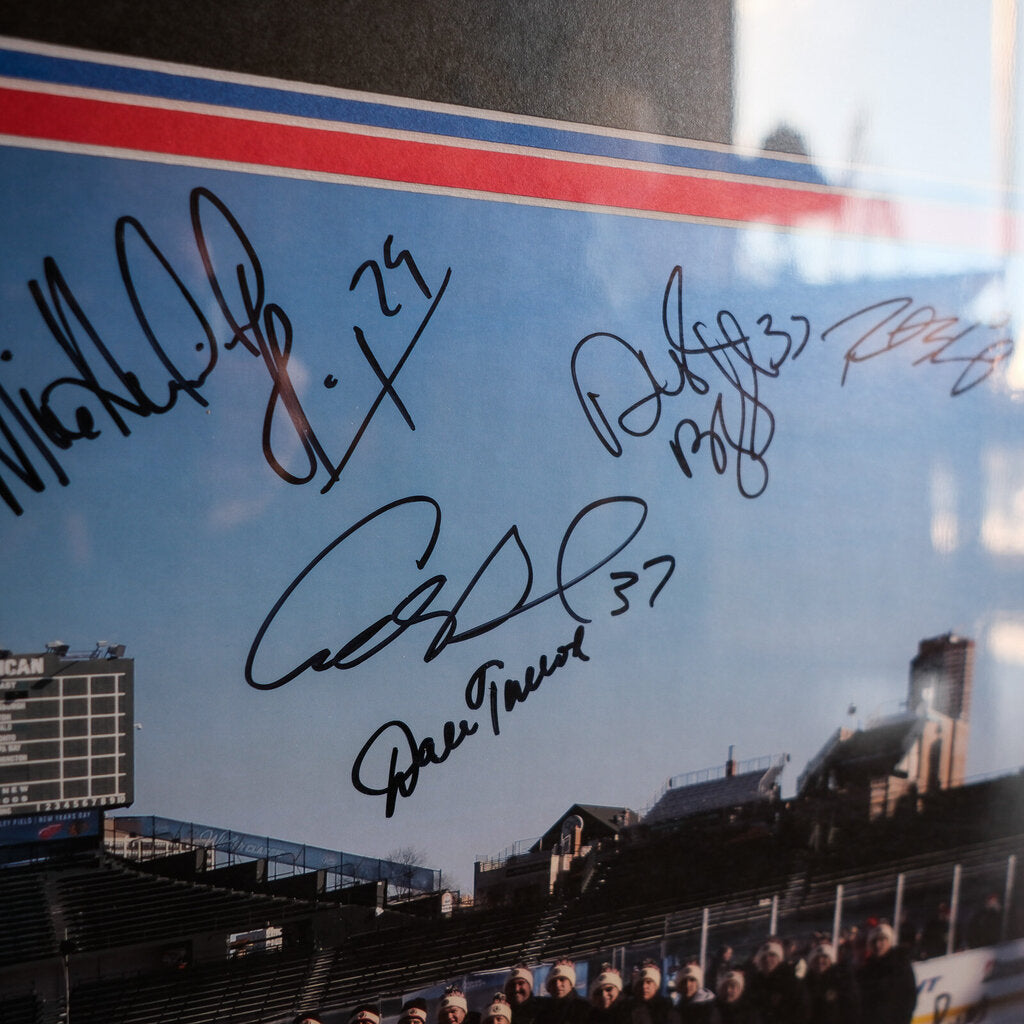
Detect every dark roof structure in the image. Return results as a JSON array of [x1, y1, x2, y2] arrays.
[[533, 804, 635, 852], [797, 715, 924, 795], [642, 756, 787, 826]]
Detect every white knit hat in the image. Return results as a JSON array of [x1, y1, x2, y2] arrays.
[[718, 971, 745, 998], [810, 943, 835, 965], [590, 964, 623, 996], [637, 961, 661, 988], [675, 964, 703, 988], [547, 960, 577, 990], [438, 989, 468, 1018], [349, 1007, 381, 1024], [508, 966, 534, 990], [755, 941, 784, 970], [399, 1000, 428, 1024], [483, 993, 512, 1024]]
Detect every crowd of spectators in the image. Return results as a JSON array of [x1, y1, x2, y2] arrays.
[[289, 916, 929, 1024]]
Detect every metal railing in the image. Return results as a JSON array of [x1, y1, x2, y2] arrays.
[[475, 837, 544, 871]]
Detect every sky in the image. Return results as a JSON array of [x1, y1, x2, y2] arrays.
[[2, 4, 1024, 892]]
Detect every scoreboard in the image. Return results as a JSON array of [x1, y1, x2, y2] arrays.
[[0, 652, 134, 816]]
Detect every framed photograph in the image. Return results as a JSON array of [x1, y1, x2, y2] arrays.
[[2, 4, 1022, 1022]]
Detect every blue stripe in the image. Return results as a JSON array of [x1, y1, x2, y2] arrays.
[[0, 44, 1002, 206], [0, 45, 808, 180]]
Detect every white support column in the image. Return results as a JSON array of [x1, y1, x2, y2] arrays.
[[832, 883, 844, 950], [699, 906, 710, 974], [894, 873, 905, 943], [1003, 854, 1017, 942], [948, 864, 962, 956]]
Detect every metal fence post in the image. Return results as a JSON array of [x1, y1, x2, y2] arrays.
[[948, 864, 962, 956], [1003, 854, 1017, 942], [832, 883, 844, 950], [894, 873, 905, 943]]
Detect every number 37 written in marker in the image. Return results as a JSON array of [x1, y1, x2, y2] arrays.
[[610, 555, 675, 616]]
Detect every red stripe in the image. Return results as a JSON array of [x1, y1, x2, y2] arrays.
[[0, 86, 1012, 249]]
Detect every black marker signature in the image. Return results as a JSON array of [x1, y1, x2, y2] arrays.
[[0, 187, 450, 515], [464, 625, 591, 738], [349, 536, 675, 817], [572, 266, 810, 498], [351, 717, 480, 819], [352, 625, 589, 817], [270, 494, 673, 816], [245, 493, 672, 690], [821, 297, 1013, 395]]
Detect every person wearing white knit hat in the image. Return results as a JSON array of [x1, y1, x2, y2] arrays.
[[627, 959, 677, 1024], [536, 960, 588, 1024], [438, 988, 470, 1024], [634, 961, 661, 1002], [505, 965, 542, 1024], [399, 1000, 429, 1024], [747, 938, 809, 1024], [752, 941, 784, 976], [805, 940, 860, 1024], [857, 922, 917, 1024], [588, 963, 627, 1024], [590, 964, 623, 1008], [716, 972, 755, 1024], [506, 966, 535, 1005], [673, 963, 716, 1024], [349, 1007, 381, 1024], [674, 963, 703, 996], [483, 993, 513, 1024], [547, 960, 577, 997]]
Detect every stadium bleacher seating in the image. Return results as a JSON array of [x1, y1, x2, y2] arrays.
[[3, 773, 1023, 1024], [53, 856, 328, 954], [0, 861, 58, 967]]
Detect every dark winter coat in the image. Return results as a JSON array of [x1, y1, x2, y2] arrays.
[[804, 964, 859, 1024], [715, 997, 760, 1024], [513, 996, 545, 1024], [536, 992, 592, 1024], [588, 998, 632, 1024], [747, 963, 810, 1024], [677, 988, 720, 1024], [856, 948, 918, 1024], [627, 994, 680, 1024]]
